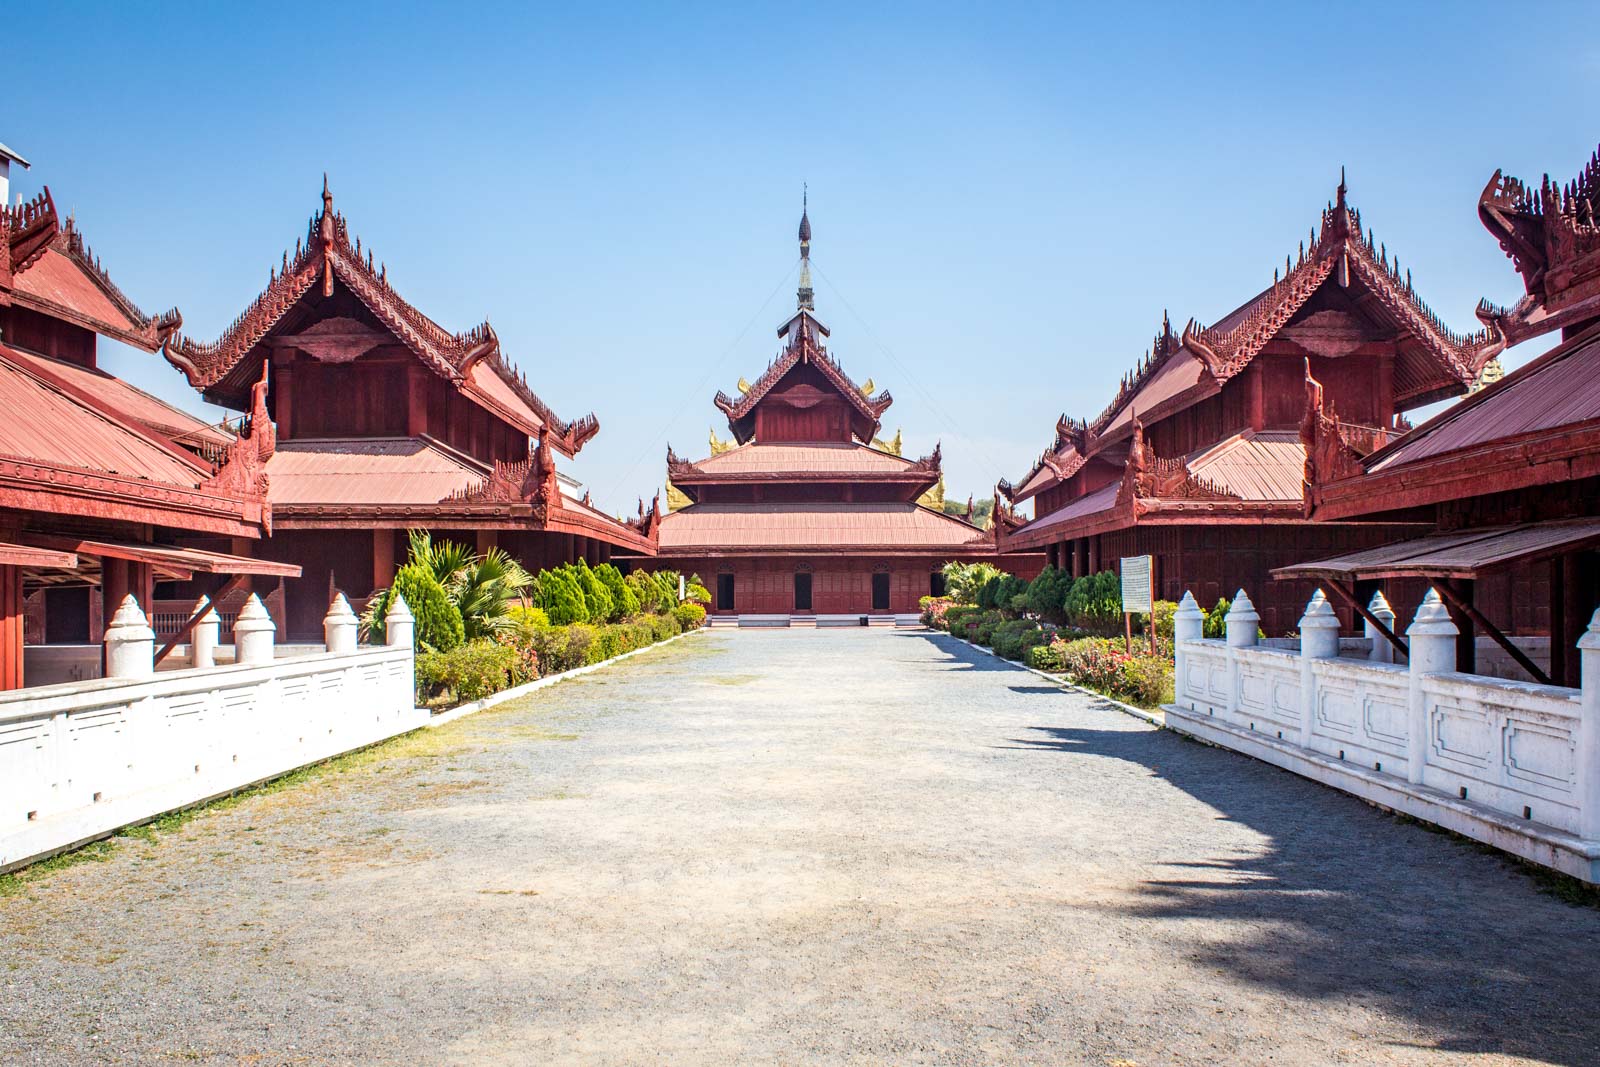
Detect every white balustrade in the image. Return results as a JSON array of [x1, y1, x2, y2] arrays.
[[1166, 584, 1600, 882], [2, 593, 420, 874]]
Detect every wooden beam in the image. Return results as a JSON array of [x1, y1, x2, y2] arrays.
[[1321, 579, 1408, 658], [153, 574, 246, 666], [1434, 578, 1551, 686]]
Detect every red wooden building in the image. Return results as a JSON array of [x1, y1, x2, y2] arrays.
[[0, 179, 291, 689], [997, 179, 1505, 633], [162, 181, 655, 638], [1284, 144, 1600, 685], [655, 206, 1029, 617]]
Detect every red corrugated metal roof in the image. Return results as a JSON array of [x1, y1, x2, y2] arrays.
[[1273, 518, 1600, 581], [1023, 481, 1120, 537], [1188, 430, 1303, 502], [0, 346, 207, 487], [1371, 327, 1600, 472], [696, 442, 913, 474], [267, 437, 487, 505], [11, 246, 142, 337], [659, 502, 986, 549], [5, 348, 232, 448]]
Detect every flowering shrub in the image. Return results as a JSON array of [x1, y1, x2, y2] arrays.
[[919, 596, 955, 628], [415, 639, 520, 705], [1023, 634, 1173, 709]]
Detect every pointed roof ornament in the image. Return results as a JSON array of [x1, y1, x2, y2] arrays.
[[796, 183, 815, 312]]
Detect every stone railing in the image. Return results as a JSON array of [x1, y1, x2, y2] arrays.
[[0, 592, 421, 873], [1166, 588, 1600, 882]]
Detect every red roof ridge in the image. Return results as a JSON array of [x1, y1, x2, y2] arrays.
[[162, 180, 597, 454], [714, 310, 892, 442], [2, 187, 182, 351]]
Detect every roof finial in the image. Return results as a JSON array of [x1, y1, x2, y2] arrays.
[[1336, 165, 1347, 210], [796, 183, 814, 311]]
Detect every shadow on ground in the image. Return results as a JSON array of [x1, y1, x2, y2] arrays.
[[906, 628, 1600, 1065]]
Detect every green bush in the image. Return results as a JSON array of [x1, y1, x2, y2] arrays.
[[1024, 567, 1074, 624], [672, 602, 706, 630], [992, 619, 1043, 660], [537, 568, 589, 625], [973, 612, 1004, 646], [1027, 641, 1066, 672], [1063, 571, 1123, 635], [1204, 597, 1230, 638], [593, 563, 638, 621], [1150, 599, 1178, 642], [651, 612, 682, 641], [395, 563, 465, 651], [941, 561, 1005, 604], [567, 562, 614, 623], [415, 639, 518, 704]]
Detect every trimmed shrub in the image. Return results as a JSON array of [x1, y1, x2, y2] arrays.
[[594, 563, 638, 621], [1063, 570, 1123, 635], [568, 562, 614, 623], [415, 639, 518, 704], [395, 563, 465, 651], [651, 612, 682, 641], [1024, 567, 1074, 624], [672, 602, 706, 631], [1027, 640, 1066, 672], [992, 619, 1041, 660], [1150, 599, 1178, 642], [1204, 597, 1230, 638], [508, 603, 550, 629], [543, 568, 592, 625]]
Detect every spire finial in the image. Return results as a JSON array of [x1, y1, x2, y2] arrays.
[[1336, 165, 1347, 210], [796, 184, 814, 311]]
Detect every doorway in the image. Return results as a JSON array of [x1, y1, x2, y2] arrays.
[[716, 573, 736, 612], [871, 572, 891, 612], [794, 571, 813, 612]]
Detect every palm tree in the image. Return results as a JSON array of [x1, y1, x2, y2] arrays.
[[450, 548, 532, 638]]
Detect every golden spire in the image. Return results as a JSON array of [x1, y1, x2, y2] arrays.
[[797, 185, 814, 311]]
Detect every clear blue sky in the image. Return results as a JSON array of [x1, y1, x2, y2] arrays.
[[9, 3, 1597, 515]]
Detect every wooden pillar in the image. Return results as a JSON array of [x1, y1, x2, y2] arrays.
[[373, 529, 396, 591], [1088, 536, 1100, 576], [476, 529, 496, 556], [1074, 538, 1088, 579], [1551, 556, 1568, 687], [0, 564, 22, 691], [1446, 579, 1476, 675], [274, 361, 294, 441], [407, 364, 429, 437], [102, 557, 131, 618]]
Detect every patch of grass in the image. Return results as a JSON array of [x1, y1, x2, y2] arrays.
[[708, 674, 760, 686]]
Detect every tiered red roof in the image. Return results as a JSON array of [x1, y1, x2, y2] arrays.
[[1002, 179, 1505, 552], [163, 179, 598, 457], [1309, 145, 1600, 521]]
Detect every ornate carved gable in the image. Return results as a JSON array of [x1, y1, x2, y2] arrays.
[[1298, 361, 1393, 514], [714, 310, 892, 444], [1477, 144, 1600, 343], [202, 363, 276, 528], [1180, 179, 1502, 390], [163, 179, 597, 455], [445, 427, 564, 519], [1114, 412, 1238, 515]]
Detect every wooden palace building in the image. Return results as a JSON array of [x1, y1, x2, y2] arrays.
[[0, 165, 291, 689], [997, 179, 1506, 633], [655, 205, 1029, 618], [162, 180, 656, 639], [1281, 143, 1600, 686]]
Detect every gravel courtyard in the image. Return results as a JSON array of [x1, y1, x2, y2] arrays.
[[3, 629, 1599, 1065]]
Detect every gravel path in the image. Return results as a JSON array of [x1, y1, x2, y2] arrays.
[[3, 629, 1599, 1065]]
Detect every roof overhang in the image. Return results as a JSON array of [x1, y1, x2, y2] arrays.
[[1272, 518, 1600, 583], [26, 537, 302, 580]]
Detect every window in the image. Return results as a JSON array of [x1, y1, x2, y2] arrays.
[[716, 573, 736, 612], [794, 571, 813, 612], [871, 572, 891, 611], [44, 586, 91, 644], [929, 570, 946, 598]]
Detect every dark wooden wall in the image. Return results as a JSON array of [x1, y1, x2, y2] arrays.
[[670, 553, 1043, 616], [0, 305, 96, 366]]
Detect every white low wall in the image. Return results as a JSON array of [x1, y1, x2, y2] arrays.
[[0, 590, 421, 874], [1165, 588, 1600, 882], [0, 645, 420, 873]]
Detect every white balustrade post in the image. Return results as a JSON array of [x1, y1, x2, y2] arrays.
[[385, 593, 415, 649], [191, 597, 220, 669], [103, 594, 154, 680], [233, 593, 277, 666], [1224, 590, 1260, 720], [1366, 591, 1397, 664], [1576, 608, 1600, 841], [1405, 589, 1458, 784], [324, 593, 359, 654], [1298, 590, 1341, 748], [1173, 591, 1204, 709]]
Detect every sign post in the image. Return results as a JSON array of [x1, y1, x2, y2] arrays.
[[1120, 555, 1155, 655]]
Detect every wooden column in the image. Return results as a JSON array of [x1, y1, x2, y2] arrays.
[[102, 557, 131, 617], [476, 530, 496, 556], [373, 529, 396, 592], [0, 564, 22, 691], [1551, 556, 1568, 687], [1075, 538, 1088, 579], [275, 361, 294, 441], [1445, 579, 1476, 675]]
